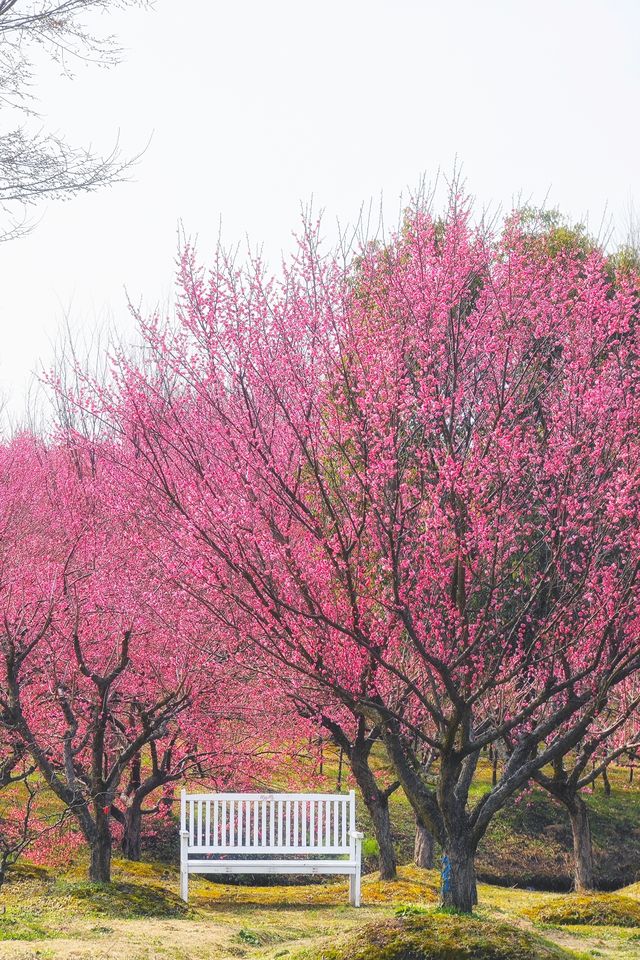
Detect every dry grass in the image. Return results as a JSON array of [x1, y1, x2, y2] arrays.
[[3, 863, 640, 960]]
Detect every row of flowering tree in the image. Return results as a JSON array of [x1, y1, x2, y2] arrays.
[[69, 196, 639, 912], [0, 435, 294, 883]]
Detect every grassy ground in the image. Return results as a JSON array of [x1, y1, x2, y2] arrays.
[[2, 860, 640, 959], [1, 752, 639, 958]]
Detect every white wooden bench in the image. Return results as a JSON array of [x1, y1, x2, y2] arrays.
[[179, 789, 363, 906]]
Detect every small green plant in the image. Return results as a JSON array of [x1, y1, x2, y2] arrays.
[[237, 928, 262, 945], [394, 904, 430, 917], [362, 837, 380, 858]]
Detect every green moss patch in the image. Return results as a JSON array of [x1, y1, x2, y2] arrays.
[[0, 876, 188, 942], [0, 911, 53, 942], [49, 879, 190, 919], [295, 912, 573, 960], [524, 893, 640, 927]]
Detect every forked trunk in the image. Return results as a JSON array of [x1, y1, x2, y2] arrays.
[[378, 722, 477, 907], [441, 837, 477, 912], [414, 816, 435, 868], [351, 750, 397, 880], [567, 795, 595, 892]]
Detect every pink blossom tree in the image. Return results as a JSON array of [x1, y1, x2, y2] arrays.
[[68, 196, 640, 910]]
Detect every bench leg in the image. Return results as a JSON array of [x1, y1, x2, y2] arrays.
[[350, 834, 362, 907], [180, 830, 189, 902], [349, 872, 356, 906], [349, 868, 362, 907]]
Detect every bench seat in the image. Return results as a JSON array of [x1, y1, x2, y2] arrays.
[[186, 858, 359, 873]]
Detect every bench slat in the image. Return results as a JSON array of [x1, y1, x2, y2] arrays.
[[181, 792, 355, 853], [183, 791, 349, 801]]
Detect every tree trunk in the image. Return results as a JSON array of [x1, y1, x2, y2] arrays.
[[122, 803, 143, 861], [369, 790, 396, 880], [567, 795, 595, 892], [89, 812, 112, 883], [441, 837, 477, 912], [350, 751, 397, 880], [602, 768, 611, 797], [414, 816, 435, 868], [336, 747, 344, 791]]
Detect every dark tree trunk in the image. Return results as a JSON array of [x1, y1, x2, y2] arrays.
[[122, 803, 143, 861], [441, 835, 477, 912], [318, 715, 398, 881], [369, 791, 396, 880], [336, 747, 344, 791], [89, 814, 112, 883], [351, 749, 397, 880], [379, 724, 483, 912], [602, 768, 611, 797], [566, 795, 595, 892], [414, 815, 435, 868]]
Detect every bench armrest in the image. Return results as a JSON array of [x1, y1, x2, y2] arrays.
[[349, 830, 364, 840]]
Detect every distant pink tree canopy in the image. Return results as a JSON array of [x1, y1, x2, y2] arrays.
[[0, 436, 290, 883]]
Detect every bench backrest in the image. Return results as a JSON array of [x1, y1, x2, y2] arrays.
[[181, 790, 356, 855]]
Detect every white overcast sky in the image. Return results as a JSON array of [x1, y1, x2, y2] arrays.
[[1, 0, 639, 417]]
